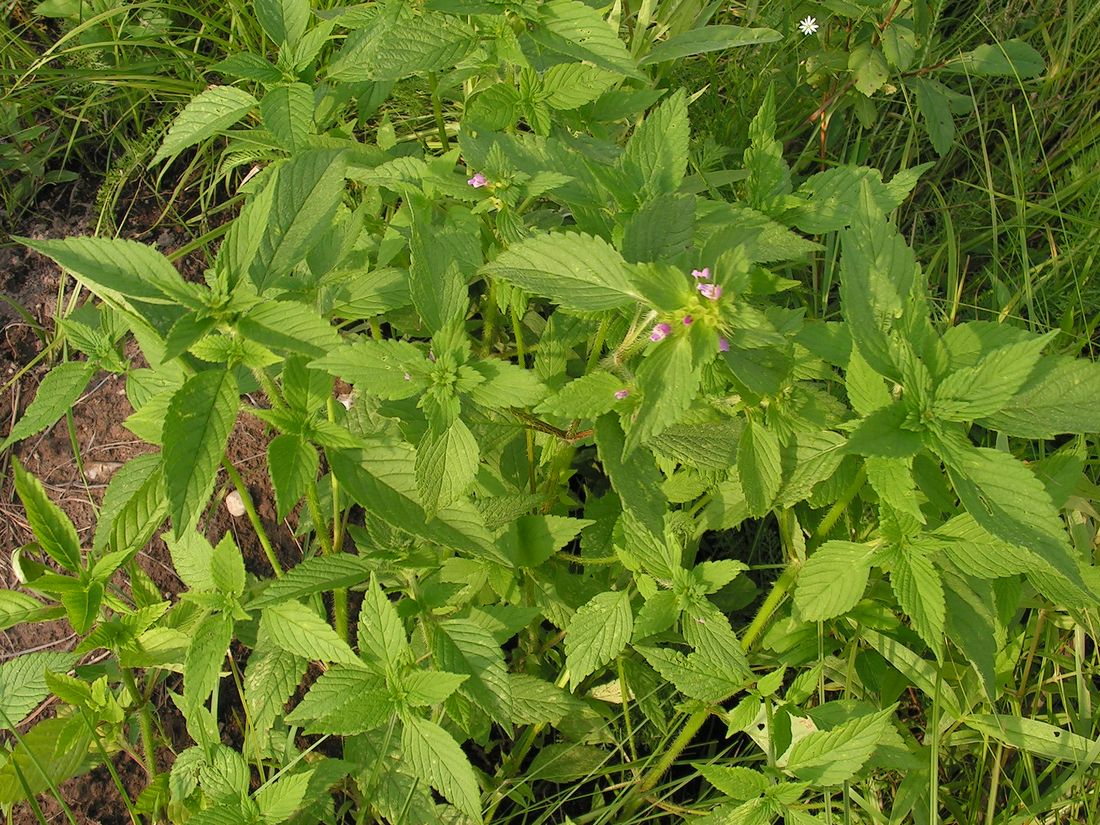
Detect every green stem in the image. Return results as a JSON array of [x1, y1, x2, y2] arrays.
[[306, 484, 333, 557], [511, 301, 537, 494], [122, 669, 157, 776], [811, 465, 867, 545], [223, 459, 283, 577], [430, 73, 450, 150]]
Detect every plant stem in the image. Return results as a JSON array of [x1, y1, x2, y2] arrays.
[[222, 459, 283, 577], [121, 668, 157, 776]]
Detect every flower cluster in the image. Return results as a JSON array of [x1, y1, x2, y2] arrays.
[[467, 172, 488, 188], [694, 267, 722, 301]]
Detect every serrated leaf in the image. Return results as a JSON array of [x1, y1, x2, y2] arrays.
[[261, 599, 363, 667], [845, 401, 923, 458], [357, 574, 410, 674], [327, 446, 507, 566], [849, 43, 889, 96], [622, 89, 688, 198], [153, 86, 258, 164], [311, 339, 425, 400], [410, 203, 477, 333], [209, 52, 282, 84], [635, 643, 743, 703], [640, 24, 780, 65], [255, 769, 312, 824], [284, 668, 390, 733], [12, 458, 82, 572], [697, 764, 769, 801], [249, 149, 347, 292], [632, 590, 678, 641], [531, 0, 641, 79], [979, 356, 1100, 438], [0, 717, 94, 804], [565, 590, 632, 690], [932, 334, 1053, 420], [163, 370, 238, 537], [738, 419, 782, 516], [251, 555, 372, 610], [0, 652, 76, 731], [0, 591, 52, 632], [911, 77, 955, 156], [943, 444, 1088, 601], [256, 0, 309, 47], [466, 359, 548, 408], [244, 631, 307, 747], [535, 371, 624, 419], [622, 193, 695, 263], [627, 334, 700, 453], [783, 705, 897, 785], [795, 541, 875, 621], [416, 418, 479, 515], [184, 614, 233, 712], [330, 8, 473, 81], [509, 674, 583, 725], [542, 64, 619, 109], [594, 415, 667, 549], [261, 83, 313, 153], [432, 619, 512, 725], [890, 549, 944, 660], [268, 434, 319, 521], [1, 361, 93, 452], [400, 715, 481, 820], [211, 533, 245, 597], [19, 236, 201, 309], [482, 232, 641, 312]]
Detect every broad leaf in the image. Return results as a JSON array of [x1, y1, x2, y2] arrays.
[[639, 25, 781, 66], [400, 715, 481, 820], [12, 458, 82, 572], [783, 705, 897, 785], [260, 599, 363, 667], [795, 541, 875, 621], [152, 86, 258, 165], [0, 361, 93, 452], [565, 590, 633, 690]]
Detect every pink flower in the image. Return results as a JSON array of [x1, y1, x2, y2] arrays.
[[682, 315, 694, 325], [691, 268, 711, 280], [649, 323, 672, 342], [467, 172, 488, 188], [718, 337, 730, 353], [614, 389, 629, 400], [697, 283, 722, 301]]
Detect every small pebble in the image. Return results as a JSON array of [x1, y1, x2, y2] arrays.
[[225, 490, 246, 517]]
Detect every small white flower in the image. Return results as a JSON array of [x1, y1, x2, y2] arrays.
[[798, 15, 819, 36]]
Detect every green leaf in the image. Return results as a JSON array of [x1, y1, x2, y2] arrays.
[[838, 184, 919, 380], [499, 515, 591, 568], [152, 86, 258, 165], [0, 652, 76, 731], [965, 715, 1099, 764], [845, 401, 923, 458], [536, 371, 626, 419], [260, 83, 314, 153], [978, 356, 1100, 438], [92, 452, 162, 556], [0, 591, 53, 632], [632, 590, 679, 641], [211, 533, 246, 597], [268, 434, 319, 521], [945, 40, 1044, 78], [327, 446, 507, 565], [0, 361, 93, 452], [890, 549, 945, 660], [465, 359, 548, 409], [932, 334, 1053, 420], [943, 444, 1087, 600], [256, 0, 309, 46], [743, 86, 791, 208], [410, 204, 477, 333], [255, 769, 312, 824], [635, 642, 745, 703], [19, 236, 202, 308], [565, 590, 633, 690], [261, 599, 363, 667], [249, 149, 347, 292], [482, 232, 641, 312], [184, 614, 233, 712], [509, 674, 584, 725], [244, 631, 307, 752], [866, 456, 924, 523], [357, 574, 410, 674], [400, 715, 481, 820], [639, 25, 780, 65], [622, 194, 696, 264], [942, 573, 998, 698], [541, 64, 619, 109], [311, 339, 425, 400], [432, 619, 512, 725], [329, 8, 473, 81], [795, 541, 875, 621], [0, 718, 94, 804], [791, 165, 931, 236], [209, 52, 283, 84], [527, 743, 609, 783], [627, 334, 700, 453], [168, 530, 217, 592], [783, 705, 897, 785], [163, 370, 238, 537], [594, 415, 667, 549], [415, 418, 479, 515], [910, 77, 955, 156], [697, 765, 769, 801], [251, 555, 372, 610], [848, 42, 889, 96], [284, 668, 390, 733], [621, 89, 688, 198], [12, 458, 82, 572], [60, 581, 102, 635], [738, 419, 782, 517], [531, 0, 642, 79]]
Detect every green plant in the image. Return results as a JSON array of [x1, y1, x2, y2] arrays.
[[2, 1, 1099, 823]]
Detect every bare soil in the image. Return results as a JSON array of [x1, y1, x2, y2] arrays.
[[1, 180, 298, 823]]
